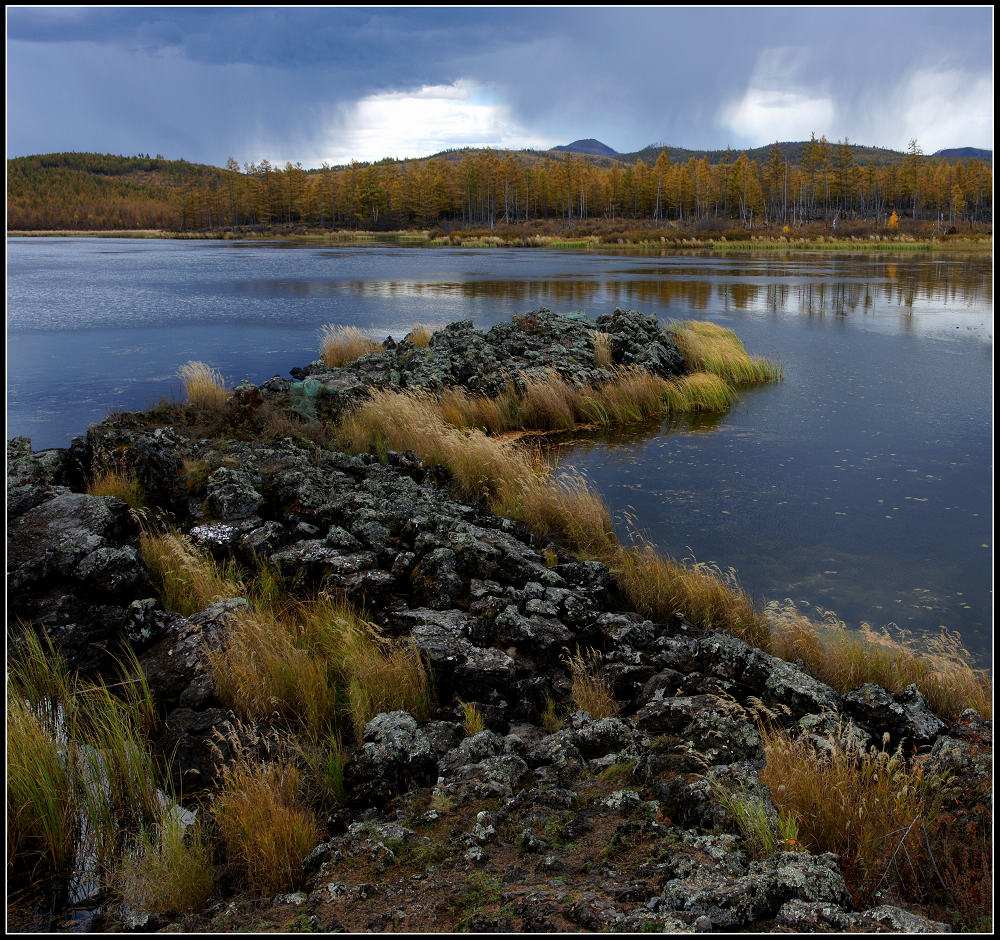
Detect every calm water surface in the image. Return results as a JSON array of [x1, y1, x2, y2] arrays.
[[6, 238, 993, 663]]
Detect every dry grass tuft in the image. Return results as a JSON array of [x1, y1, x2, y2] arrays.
[[593, 331, 614, 369], [766, 601, 992, 719], [407, 323, 434, 347], [760, 720, 948, 906], [139, 529, 244, 617], [86, 461, 146, 509], [670, 320, 783, 384], [207, 591, 434, 743], [212, 757, 318, 897], [614, 539, 770, 648], [319, 324, 383, 367], [179, 360, 229, 409], [115, 814, 214, 914], [565, 648, 619, 718]]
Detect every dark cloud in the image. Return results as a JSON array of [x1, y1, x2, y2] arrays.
[[6, 7, 993, 165]]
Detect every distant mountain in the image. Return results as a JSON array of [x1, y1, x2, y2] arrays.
[[551, 139, 620, 158], [933, 147, 992, 161]]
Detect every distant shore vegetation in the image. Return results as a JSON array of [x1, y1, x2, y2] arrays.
[[7, 139, 992, 241]]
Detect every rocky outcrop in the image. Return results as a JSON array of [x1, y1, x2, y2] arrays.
[[6, 310, 988, 933]]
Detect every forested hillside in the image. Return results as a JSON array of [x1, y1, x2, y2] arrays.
[[7, 138, 992, 233]]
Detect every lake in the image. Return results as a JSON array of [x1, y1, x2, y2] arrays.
[[6, 237, 993, 664]]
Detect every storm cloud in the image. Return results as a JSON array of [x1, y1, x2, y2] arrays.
[[7, 6, 993, 168]]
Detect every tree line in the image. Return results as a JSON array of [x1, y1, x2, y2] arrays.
[[7, 138, 993, 233]]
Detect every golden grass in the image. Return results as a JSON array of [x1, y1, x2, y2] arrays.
[[670, 320, 783, 384], [613, 539, 770, 648], [760, 721, 948, 906], [86, 463, 146, 509], [114, 814, 214, 914], [335, 385, 990, 720], [565, 648, 619, 719], [7, 632, 163, 885], [593, 331, 614, 369], [407, 323, 434, 347], [202, 584, 433, 742], [212, 757, 318, 897], [139, 529, 244, 617], [319, 324, 382, 367], [178, 360, 228, 409], [765, 601, 992, 720]]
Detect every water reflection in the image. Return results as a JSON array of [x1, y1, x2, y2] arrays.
[[236, 253, 990, 330]]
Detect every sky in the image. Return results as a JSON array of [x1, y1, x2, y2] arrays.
[[6, 6, 994, 169]]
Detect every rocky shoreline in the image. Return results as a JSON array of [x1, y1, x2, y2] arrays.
[[7, 310, 990, 932]]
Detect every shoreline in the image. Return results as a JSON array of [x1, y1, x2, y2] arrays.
[[7, 310, 992, 933], [8, 227, 993, 252]]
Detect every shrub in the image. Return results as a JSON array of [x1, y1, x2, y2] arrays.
[[178, 361, 228, 409], [319, 324, 382, 367]]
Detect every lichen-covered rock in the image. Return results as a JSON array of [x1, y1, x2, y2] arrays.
[[344, 712, 438, 808], [205, 466, 262, 520], [660, 850, 851, 929], [843, 682, 946, 750]]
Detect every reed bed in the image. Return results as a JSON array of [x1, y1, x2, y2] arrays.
[[669, 320, 783, 384], [178, 360, 228, 409], [319, 324, 383, 367]]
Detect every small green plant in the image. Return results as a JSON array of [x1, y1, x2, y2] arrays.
[[540, 694, 564, 733], [460, 700, 486, 737], [710, 779, 801, 859]]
